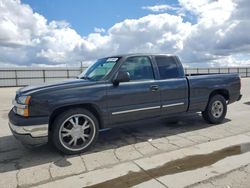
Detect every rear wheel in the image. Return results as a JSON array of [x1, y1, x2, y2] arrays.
[[51, 108, 99, 154], [202, 95, 227, 124]]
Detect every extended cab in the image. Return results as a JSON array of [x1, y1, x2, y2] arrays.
[[8, 54, 242, 154]]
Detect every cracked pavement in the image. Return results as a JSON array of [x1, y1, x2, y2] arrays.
[[191, 164, 250, 188], [0, 78, 250, 188]]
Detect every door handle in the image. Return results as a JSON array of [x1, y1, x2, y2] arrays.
[[150, 85, 159, 91]]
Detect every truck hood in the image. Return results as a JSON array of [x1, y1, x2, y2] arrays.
[[18, 79, 92, 95]]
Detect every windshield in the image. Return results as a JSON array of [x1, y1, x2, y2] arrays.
[[79, 57, 120, 81]]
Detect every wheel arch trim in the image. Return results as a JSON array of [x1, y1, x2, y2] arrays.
[[48, 103, 103, 132], [209, 89, 230, 101]]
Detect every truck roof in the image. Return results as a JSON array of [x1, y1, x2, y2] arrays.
[[106, 53, 177, 58]]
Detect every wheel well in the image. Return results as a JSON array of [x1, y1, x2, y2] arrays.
[[48, 103, 103, 132], [209, 89, 229, 101]]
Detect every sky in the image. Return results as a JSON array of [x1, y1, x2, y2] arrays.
[[0, 0, 250, 67], [22, 0, 180, 36]]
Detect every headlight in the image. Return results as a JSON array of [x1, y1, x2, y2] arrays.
[[15, 107, 29, 117], [17, 96, 31, 105], [13, 95, 31, 117]]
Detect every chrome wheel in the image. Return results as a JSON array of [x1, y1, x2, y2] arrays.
[[59, 114, 96, 151], [211, 100, 224, 118]]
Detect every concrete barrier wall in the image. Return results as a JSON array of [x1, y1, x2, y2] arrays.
[[0, 67, 249, 87]]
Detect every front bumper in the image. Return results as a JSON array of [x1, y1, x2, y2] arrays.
[[8, 110, 49, 146]]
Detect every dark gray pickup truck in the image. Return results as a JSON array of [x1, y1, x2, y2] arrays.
[[9, 54, 242, 154]]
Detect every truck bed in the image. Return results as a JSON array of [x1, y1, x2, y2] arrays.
[[186, 73, 241, 112]]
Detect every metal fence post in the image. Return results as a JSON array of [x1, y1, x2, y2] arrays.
[[67, 69, 69, 78], [14, 70, 18, 86], [43, 70, 45, 83]]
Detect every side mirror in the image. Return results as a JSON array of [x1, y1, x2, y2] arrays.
[[113, 71, 130, 85]]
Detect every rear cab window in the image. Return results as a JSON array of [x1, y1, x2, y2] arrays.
[[155, 56, 180, 79]]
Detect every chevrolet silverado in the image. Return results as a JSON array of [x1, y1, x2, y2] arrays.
[[9, 54, 242, 154]]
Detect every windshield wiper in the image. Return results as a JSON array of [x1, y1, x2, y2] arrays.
[[80, 76, 92, 80]]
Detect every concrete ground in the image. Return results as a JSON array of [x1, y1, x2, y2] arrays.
[[0, 78, 250, 188]]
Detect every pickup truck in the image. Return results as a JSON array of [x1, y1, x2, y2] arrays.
[[8, 54, 242, 154]]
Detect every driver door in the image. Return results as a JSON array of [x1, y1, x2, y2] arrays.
[[106, 56, 161, 125]]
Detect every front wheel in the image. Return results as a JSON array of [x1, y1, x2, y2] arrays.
[[202, 95, 227, 124], [51, 108, 99, 154]]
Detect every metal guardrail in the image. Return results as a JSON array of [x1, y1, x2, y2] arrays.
[[184, 67, 250, 77], [0, 67, 249, 87], [0, 68, 86, 87]]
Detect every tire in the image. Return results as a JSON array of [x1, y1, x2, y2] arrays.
[[202, 94, 227, 124], [51, 108, 99, 154]]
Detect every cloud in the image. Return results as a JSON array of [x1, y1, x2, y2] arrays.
[[142, 4, 179, 12], [0, 0, 250, 67], [0, 0, 82, 65], [178, 0, 250, 65], [94, 27, 106, 33]]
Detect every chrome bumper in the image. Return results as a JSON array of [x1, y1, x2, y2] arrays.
[[9, 122, 48, 138]]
